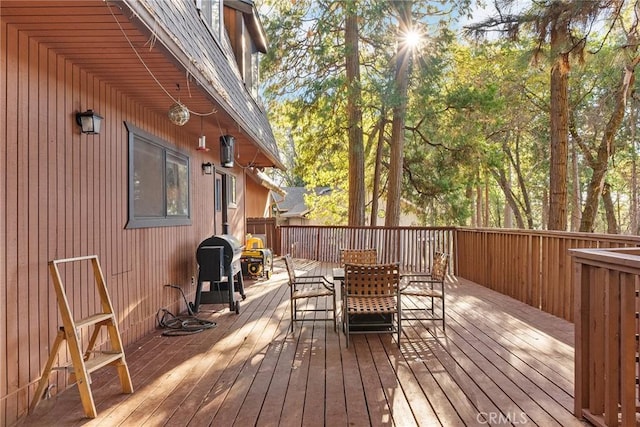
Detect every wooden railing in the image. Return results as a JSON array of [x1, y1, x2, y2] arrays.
[[570, 247, 640, 427], [279, 226, 456, 273], [278, 225, 640, 322], [456, 228, 640, 322]]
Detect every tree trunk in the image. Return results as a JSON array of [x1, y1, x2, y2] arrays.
[[385, 1, 412, 226], [504, 164, 512, 228], [632, 103, 639, 233], [484, 176, 490, 226], [491, 168, 525, 229], [504, 132, 533, 228], [570, 139, 581, 231], [547, 22, 570, 231], [476, 183, 482, 228], [345, 2, 365, 226], [542, 187, 549, 229], [602, 182, 618, 234], [465, 185, 474, 227], [579, 158, 607, 232], [580, 60, 638, 232], [370, 112, 386, 226]]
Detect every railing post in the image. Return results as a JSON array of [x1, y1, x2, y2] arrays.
[[573, 257, 590, 418], [570, 247, 640, 427], [604, 270, 620, 427], [620, 272, 636, 427]]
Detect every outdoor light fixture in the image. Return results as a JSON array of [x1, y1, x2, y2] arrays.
[[76, 109, 103, 134], [220, 135, 235, 168], [168, 101, 190, 126], [201, 162, 213, 175]]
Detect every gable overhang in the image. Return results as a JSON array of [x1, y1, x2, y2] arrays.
[[0, 0, 284, 170], [224, 0, 268, 53], [246, 168, 286, 197]]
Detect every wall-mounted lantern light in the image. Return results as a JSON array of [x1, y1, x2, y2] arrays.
[[76, 110, 103, 134], [202, 162, 213, 175], [220, 135, 235, 168]]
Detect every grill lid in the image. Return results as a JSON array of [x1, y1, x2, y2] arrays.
[[196, 234, 243, 266]]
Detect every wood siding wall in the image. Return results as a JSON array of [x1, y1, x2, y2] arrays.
[[1, 25, 249, 425], [244, 174, 270, 218], [246, 217, 279, 255]]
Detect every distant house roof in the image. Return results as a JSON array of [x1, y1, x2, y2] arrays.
[[123, 0, 284, 169], [276, 187, 331, 218]]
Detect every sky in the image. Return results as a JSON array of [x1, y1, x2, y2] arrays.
[[455, 1, 532, 40], [458, 1, 496, 28]]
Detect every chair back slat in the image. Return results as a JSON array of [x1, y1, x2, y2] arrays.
[[284, 254, 296, 285], [431, 252, 449, 281], [344, 263, 399, 296], [340, 248, 377, 265]]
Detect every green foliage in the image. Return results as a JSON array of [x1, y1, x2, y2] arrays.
[[258, 0, 640, 232]]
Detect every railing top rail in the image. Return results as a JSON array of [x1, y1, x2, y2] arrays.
[[457, 227, 640, 244], [281, 224, 640, 244], [278, 225, 456, 231], [570, 247, 640, 274]]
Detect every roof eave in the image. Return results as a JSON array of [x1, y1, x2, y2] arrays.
[[121, 0, 284, 170]]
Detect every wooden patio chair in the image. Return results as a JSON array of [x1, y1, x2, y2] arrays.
[[339, 248, 378, 265], [343, 262, 401, 348], [284, 254, 337, 332], [400, 252, 448, 331]]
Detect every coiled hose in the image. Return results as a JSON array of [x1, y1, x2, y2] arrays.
[[156, 285, 217, 336]]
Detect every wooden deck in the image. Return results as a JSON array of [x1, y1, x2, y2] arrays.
[[21, 258, 585, 427]]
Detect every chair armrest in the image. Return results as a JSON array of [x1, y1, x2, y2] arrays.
[[400, 274, 441, 291], [293, 276, 334, 291], [296, 275, 332, 283], [301, 274, 331, 281]]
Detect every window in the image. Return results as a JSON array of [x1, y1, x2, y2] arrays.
[[215, 178, 222, 212], [251, 49, 260, 99], [126, 122, 191, 228], [196, 0, 221, 40], [228, 175, 237, 208]]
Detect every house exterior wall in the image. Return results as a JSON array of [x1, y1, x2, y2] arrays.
[[0, 26, 251, 424], [245, 175, 271, 218]]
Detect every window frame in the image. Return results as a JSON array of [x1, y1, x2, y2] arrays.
[[125, 122, 192, 229], [215, 177, 222, 212], [228, 174, 237, 209], [196, 0, 222, 41]]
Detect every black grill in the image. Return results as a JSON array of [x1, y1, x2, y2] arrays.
[[190, 234, 246, 313]]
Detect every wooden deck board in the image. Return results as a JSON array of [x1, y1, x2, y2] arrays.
[[399, 325, 470, 426], [340, 335, 370, 427], [301, 325, 327, 427], [447, 300, 575, 414], [21, 259, 586, 427], [354, 336, 394, 426], [174, 277, 289, 426], [368, 336, 418, 426]]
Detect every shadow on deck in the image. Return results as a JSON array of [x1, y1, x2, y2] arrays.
[[22, 257, 584, 426]]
